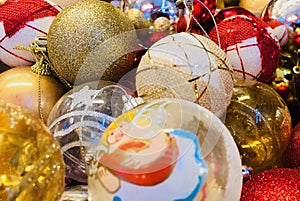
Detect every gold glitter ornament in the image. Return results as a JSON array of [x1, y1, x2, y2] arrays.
[[135, 32, 234, 118], [0, 101, 65, 201], [47, 0, 138, 85], [225, 80, 292, 173], [125, 8, 149, 29]]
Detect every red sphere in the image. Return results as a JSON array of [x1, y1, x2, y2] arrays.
[[209, 15, 280, 82], [189, 0, 216, 34], [286, 122, 300, 169], [241, 168, 300, 201], [214, 6, 257, 24]]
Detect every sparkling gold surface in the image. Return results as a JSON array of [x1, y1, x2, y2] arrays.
[[225, 80, 292, 173], [47, 0, 138, 85], [0, 101, 65, 201]]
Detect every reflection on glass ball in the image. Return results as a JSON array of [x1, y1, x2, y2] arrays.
[[89, 98, 242, 201], [47, 81, 130, 183], [225, 80, 292, 173]]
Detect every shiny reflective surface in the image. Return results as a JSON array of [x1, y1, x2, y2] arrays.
[[89, 98, 242, 201], [47, 81, 128, 183], [225, 80, 292, 173], [261, 0, 300, 47], [0, 101, 65, 201], [0, 66, 67, 122]]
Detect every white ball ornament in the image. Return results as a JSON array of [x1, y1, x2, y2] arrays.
[[135, 32, 234, 118]]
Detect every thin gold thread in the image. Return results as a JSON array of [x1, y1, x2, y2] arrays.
[[14, 36, 74, 121]]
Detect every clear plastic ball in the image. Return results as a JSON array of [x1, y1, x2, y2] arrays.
[[88, 98, 242, 201]]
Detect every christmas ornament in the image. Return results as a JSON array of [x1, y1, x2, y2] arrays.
[[0, 101, 64, 200], [153, 16, 171, 32], [225, 80, 292, 173], [123, 0, 177, 21], [47, 0, 138, 85], [136, 32, 234, 118], [125, 8, 150, 29], [239, 0, 270, 17], [265, 19, 289, 47], [189, 0, 217, 34], [0, 66, 67, 123], [47, 81, 134, 183], [241, 168, 300, 200], [88, 98, 243, 201], [205, 6, 257, 33], [271, 67, 292, 98], [261, 0, 300, 49], [285, 121, 300, 169], [214, 6, 257, 24], [0, 0, 61, 67], [209, 15, 281, 83]]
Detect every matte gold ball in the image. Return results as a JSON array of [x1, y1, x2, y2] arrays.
[[47, 0, 138, 85]]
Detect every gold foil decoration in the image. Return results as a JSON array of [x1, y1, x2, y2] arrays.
[[0, 101, 65, 201], [225, 80, 292, 173]]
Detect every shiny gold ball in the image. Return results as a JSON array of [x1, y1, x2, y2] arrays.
[[47, 0, 138, 85], [126, 8, 149, 29], [225, 80, 292, 173], [0, 101, 65, 200], [0, 66, 67, 123]]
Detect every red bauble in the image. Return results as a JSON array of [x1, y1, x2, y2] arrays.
[[189, 0, 216, 34], [205, 6, 258, 33], [214, 6, 257, 24], [0, 0, 61, 67], [286, 122, 300, 169], [209, 15, 280, 83], [241, 168, 300, 201]]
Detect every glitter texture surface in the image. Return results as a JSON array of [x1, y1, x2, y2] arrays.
[[47, 0, 137, 85], [241, 168, 300, 201]]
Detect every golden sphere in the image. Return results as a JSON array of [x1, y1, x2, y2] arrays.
[[126, 8, 149, 29], [0, 66, 67, 123], [225, 80, 292, 173], [47, 0, 138, 85], [0, 101, 64, 200]]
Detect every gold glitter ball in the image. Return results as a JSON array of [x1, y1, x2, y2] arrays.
[[0, 101, 65, 201], [47, 0, 138, 85]]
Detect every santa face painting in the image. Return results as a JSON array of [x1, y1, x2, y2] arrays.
[[88, 105, 208, 201]]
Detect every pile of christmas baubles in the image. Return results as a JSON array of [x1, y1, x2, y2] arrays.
[[0, 0, 299, 200]]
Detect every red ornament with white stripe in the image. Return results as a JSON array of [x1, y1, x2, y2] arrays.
[[0, 0, 61, 68], [209, 15, 281, 83]]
